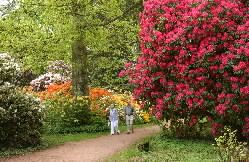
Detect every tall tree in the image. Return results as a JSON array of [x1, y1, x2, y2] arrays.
[[0, 0, 143, 95], [71, 1, 89, 96]]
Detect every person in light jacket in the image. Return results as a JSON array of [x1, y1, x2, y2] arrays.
[[124, 101, 135, 134], [109, 104, 120, 135]]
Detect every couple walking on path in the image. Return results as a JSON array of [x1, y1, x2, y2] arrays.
[[108, 101, 135, 135]]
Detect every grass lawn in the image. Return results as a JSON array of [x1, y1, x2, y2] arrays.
[[0, 123, 153, 157], [107, 134, 219, 162]]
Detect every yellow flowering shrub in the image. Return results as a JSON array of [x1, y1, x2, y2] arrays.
[[90, 90, 152, 123], [26, 82, 153, 124]]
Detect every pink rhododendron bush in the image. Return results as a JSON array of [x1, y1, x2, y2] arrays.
[[121, 0, 249, 139]]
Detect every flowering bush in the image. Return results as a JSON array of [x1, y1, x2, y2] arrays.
[[0, 53, 21, 85], [93, 92, 152, 123], [90, 88, 112, 100], [29, 81, 152, 124], [0, 53, 36, 87], [0, 83, 43, 148], [35, 86, 109, 134], [47, 60, 71, 77], [121, 0, 249, 138], [30, 60, 71, 91], [43, 96, 103, 133], [29, 82, 111, 102], [28, 81, 72, 100]]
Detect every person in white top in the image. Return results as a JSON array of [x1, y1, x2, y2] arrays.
[[109, 104, 120, 135]]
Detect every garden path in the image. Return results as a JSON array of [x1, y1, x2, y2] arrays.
[[2, 125, 160, 162]]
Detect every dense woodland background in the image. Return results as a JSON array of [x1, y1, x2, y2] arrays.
[[0, 0, 143, 91]]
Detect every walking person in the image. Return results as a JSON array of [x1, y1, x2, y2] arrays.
[[105, 107, 110, 127], [109, 104, 120, 135], [124, 101, 135, 134]]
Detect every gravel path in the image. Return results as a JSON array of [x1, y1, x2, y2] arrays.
[[1, 126, 160, 162]]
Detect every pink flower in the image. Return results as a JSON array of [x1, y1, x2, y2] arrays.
[[189, 115, 198, 127], [209, 65, 219, 71], [155, 111, 162, 120], [242, 117, 249, 137], [122, 0, 249, 139], [230, 77, 239, 82], [233, 61, 247, 71], [240, 86, 249, 95], [232, 105, 240, 113], [215, 82, 223, 89], [212, 122, 223, 137], [215, 104, 227, 115], [196, 76, 205, 81], [176, 93, 184, 101], [118, 70, 126, 77], [163, 93, 171, 100], [208, 116, 213, 122], [231, 83, 238, 90], [187, 98, 193, 107]]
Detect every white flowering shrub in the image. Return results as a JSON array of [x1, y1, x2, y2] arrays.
[[0, 53, 21, 85], [47, 60, 71, 77], [30, 60, 71, 91], [0, 84, 43, 148], [30, 72, 69, 91], [0, 53, 43, 148]]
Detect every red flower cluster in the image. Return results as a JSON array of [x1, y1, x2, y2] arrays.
[[90, 88, 112, 100], [29, 82, 112, 102], [121, 0, 248, 138], [243, 117, 249, 138]]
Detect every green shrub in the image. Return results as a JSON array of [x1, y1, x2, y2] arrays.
[[0, 53, 43, 148], [134, 116, 147, 125], [44, 97, 108, 134], [161, 117, 212, 139], [0, 85, 43, 148], [54, 124, 109, 134], [18, 69, 37, 87], [109, 135, 219, 161]]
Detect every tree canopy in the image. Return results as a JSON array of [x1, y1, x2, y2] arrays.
[[0, 0, 143, 89]]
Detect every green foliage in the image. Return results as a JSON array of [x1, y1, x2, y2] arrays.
[[0, 0, 142, 89], [44, 97, 108, 134], [0, 85, 43, 148], [213, 126, 249, 161], [0, 52, 43, 148], [18, 69, 37, 87], [133, 114, 153, 125], [0, 53, 36, 87], [53, 125, 109, 134], [108, 134, 218, 162], [88, 20, 140, 89], [30, 60, 71, 91], [0, 0, 73, 73], [161, 118, 212, 139]]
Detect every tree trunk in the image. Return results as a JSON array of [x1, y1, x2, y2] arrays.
[[72, 39, 89, 96]]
